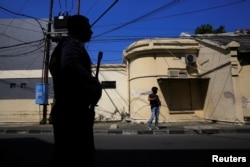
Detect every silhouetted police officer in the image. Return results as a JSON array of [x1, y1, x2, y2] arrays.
[[49, 15, 102, 167]]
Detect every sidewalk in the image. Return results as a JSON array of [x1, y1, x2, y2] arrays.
[[1, 120, 250, 135]]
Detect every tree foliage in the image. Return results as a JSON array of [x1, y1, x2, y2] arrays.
[[195, 24, 226, 34]]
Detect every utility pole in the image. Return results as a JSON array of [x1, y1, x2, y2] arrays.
[[41, 0, 54, 124]]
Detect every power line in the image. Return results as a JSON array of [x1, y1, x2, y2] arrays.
[[85, 0, 98, 15], [91, 0, 119, 27], [0, 22, 44, 34], [0, 45, 44, 57], [0, 39, 44, 50], [145, 0, 246, 21], [0, 6, 46, 35], [91, 0, 245, 40], [92, 0, 180, 38]]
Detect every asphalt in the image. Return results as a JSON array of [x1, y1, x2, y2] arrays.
[[1, 120, 250, 135]]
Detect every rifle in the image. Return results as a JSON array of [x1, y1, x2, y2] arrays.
[[90, 51, 103, 112], [96, 51, 103, 79]]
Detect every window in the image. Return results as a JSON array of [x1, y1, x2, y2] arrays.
[[10, 83, 16, 88], [21, 83, 27, 88], [101, 81, 116, 89]]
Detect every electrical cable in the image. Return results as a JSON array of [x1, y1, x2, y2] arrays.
[[144, 0, 246, 22], [91, 0, 244, 39], [0, 6, 46, 36], [0, 39, 44, 50], [0, 45, 44, 57], [92, 0, 180, 38]]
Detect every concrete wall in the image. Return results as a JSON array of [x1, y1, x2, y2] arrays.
[[0, 65, 128, 123], [94, 65, 129, 121], [198, 40, 244, 123], [0, 99, 53, 122], [239, 65, 250, 117]]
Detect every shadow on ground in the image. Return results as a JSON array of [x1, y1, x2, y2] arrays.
[[1, 138, 249, 167]]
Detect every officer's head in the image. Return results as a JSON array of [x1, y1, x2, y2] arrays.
[[67, 15, 93, 42], [151, 86, 158, 93]]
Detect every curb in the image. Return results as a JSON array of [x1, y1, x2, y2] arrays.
[[95, 128, 250, 135], [0, 129, 250, 135], [1, 125, 250, 135], [0, 129, 53, 134]]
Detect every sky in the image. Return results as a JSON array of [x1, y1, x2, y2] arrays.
[[0, 0, 250, 64]]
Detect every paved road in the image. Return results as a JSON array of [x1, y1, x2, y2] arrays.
[[1, 133, 250, 167]]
